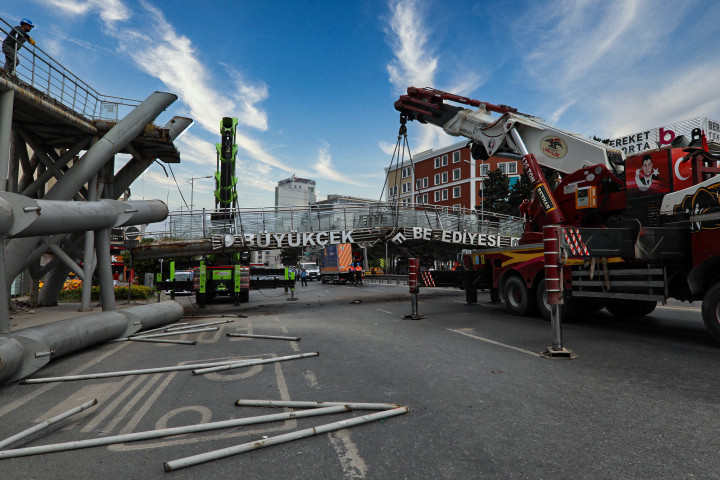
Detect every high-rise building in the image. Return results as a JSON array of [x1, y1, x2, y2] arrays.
[[275, 175, 317, 207]]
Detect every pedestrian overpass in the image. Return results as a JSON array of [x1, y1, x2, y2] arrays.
[[132, 203, 524, 259]]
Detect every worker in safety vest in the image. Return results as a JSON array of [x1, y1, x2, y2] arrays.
[[354, 263, 363, 286]]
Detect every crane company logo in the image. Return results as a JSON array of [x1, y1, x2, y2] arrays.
[[540, 136, 568, 159], [672, 184, 720, 232]]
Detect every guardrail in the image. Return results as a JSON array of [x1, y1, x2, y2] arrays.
[[0, 16, 141, 120], [363, 274, 408, 285], [148, 202, 524, 240]]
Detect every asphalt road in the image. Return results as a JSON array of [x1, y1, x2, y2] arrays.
[[0, 283, 718, 479]]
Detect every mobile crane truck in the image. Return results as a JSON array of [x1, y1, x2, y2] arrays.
[[395, 87, 720, 342]]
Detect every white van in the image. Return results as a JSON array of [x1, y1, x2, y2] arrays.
[[299, 263, 320, 281]]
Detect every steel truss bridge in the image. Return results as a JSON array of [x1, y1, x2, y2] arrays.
[[132, 203, 524, 259]]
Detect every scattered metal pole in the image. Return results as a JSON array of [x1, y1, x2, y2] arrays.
[[161, 319, 234, 331], [192, 352, 319, 375], [131, 322, 190, 336], [541, 225, 576, 359], [235, 399, 402, 410], [126, 338, 196, 345], [226, 333, 300, 341], [164, 406, 409, 472], [0, 406, 349, 460], [125, 327, 219, 339], [0, 399, 97, 450], [20, 357, 263, 384]]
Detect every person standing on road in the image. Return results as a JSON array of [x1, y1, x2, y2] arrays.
[[3, 18, 35, 74], [300, 268, 308, 286]]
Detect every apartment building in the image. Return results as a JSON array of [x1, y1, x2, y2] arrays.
[[385, 141, 521, 211]]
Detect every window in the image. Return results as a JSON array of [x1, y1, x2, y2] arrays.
[[453, 168, 461, 181], [423, 177, 428, 188], [434, 173, 441, 185], [480, 164, 490, 175], [434, 157, 441, 168], [498, 162, 506, 173], [401, 167, 412, 178], [416, 179, 422, 190], [507, 162, 517, 174], [453, 151, 460, 163], [442, 155, 448, 166], [442, 189, 448, 200], [453, 186, 461, 198], [416, 193, 428, 204], [453, 204, 462, 211], [401, 182, 411, 193], [434, 190, 441, 202], [389, 185, 398, 196], [401, 198, 409, 206], [442, 171, 448, 183]]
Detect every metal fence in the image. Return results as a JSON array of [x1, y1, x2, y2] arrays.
[[0, 17, 141, 120], [152, 202, 524, 240]]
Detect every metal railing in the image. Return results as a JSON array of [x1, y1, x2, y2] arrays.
[[149, 202, 524, 240], [0, 17, 141, 120]]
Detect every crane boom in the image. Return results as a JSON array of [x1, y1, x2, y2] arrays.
[[394, 87, 623, 174]]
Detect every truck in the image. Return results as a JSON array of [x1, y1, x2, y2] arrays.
[[320, 243, 358, 284], [395, 86, 720, 342]]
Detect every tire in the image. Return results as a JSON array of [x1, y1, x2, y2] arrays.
[[503, 275, 536, 316], [535, 278, 568, 321], [604, 299, 657, 317], [702, 283, 720, 342]]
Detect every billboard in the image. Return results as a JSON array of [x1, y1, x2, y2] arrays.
[[608, 117, 720, 156]]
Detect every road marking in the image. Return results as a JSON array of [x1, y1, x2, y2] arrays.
[[657, 305, 701, 312], [328, 429, 368, 479], [303, 370, 319, 388], [280, 325, 301, 352], [0, 342, 130, 419], [375, 309, 394, 315], [448, 328, 539, 357]]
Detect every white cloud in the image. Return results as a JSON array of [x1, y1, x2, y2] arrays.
[[312, 143, 366, 186], [385, 0, 437, 95], [41, 0, 131, 23]]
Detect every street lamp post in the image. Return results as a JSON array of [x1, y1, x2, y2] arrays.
[[187, 176, 212, 211]]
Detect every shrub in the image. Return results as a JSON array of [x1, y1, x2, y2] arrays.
[[57, 285, 156, 302]]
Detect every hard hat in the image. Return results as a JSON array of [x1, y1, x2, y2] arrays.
[[21, 18, 34, 28]]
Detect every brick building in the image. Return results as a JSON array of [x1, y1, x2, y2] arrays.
[[385, 141, 521, 212]]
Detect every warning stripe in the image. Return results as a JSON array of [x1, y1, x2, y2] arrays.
[[421, 272, 436, 287], [563, 228, 589, 256]]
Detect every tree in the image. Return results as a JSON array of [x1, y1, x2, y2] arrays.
[[482, 168, 511, 214], [507, 172, 533, 216], [279, 247, 302, 266]]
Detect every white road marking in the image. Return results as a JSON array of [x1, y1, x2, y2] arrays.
[[448, 328, 539, 357], [375, 309, 394, 315], [0, 342, 130, 419], [328, 429, 368, 479], [303, 370, 319, 388]]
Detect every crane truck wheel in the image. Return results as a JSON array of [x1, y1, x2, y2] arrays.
[[604, 299, 657, 317], [503, 275, 536, 316], [701, 283, 720, 342]]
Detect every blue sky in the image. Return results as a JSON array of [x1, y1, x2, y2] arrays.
[[6, 0, 720, 210]]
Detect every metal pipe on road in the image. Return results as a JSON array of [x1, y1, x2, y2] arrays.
[[129, 327, 219, 339], [126, 338, 196, 345], [0, 406, 350, 460], [164, 406, 409, 472], [0, 399, 97, 450], [192, 352, 319, 375], [19, 357, 264, 384], [235, 399, 403, 410], [226, 333, 300, 341]]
